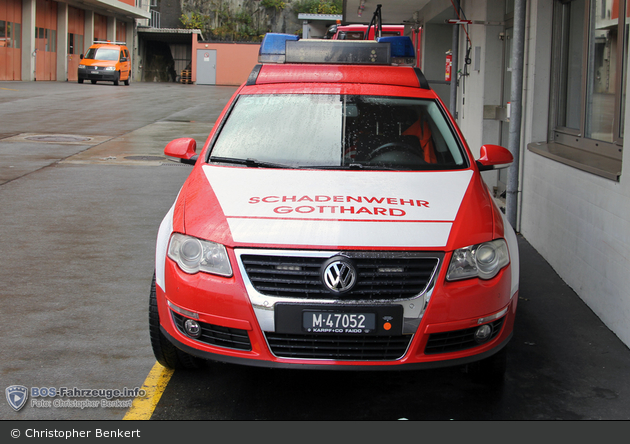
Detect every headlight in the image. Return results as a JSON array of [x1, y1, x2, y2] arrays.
[[167, 233, 232, 277], [105, 66, 116, 71], [78, 64, 85, 69], [446, 239, 509, 281]]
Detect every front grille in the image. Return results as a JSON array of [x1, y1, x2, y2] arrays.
[[240, 252, 440, 300], [424, 317, 505, 354], [265, 332, 412, 360], [171, 312, 252, 351]]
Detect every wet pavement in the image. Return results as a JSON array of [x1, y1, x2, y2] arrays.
[[0, 81, 236, 420], [1, 81, 629, 421]]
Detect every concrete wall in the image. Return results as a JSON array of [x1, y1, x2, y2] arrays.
[[157, 0, 182, 29], [420, 0, 506, 174], [457, 0, 501, 156], [422, 22, 452, 107], [519, 0, 630, 347], [456, 0, 505, 186]]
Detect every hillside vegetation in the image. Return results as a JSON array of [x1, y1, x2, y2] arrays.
[[179, 0, 342, 42]]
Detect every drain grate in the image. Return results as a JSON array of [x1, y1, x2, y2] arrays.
[[26, 135, 92, 143]]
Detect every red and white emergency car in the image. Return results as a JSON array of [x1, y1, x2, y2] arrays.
[[150, 34, 519, 379], [332, 24, 405, 40]]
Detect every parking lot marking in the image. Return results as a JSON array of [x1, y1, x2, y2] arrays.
[[123, 361, 174, 420]]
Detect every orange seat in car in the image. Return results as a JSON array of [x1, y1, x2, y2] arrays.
[[403, 118, 437, 163]]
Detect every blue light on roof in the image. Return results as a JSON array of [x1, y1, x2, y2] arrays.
[[259, 33, 300, 63], [257, 33, 416, 66], [377, 36, 415, 58]]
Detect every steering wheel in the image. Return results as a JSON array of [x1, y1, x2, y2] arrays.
[[368, 142, 427, 163]]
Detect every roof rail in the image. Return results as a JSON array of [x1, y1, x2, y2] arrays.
[[93, 40, 127, 45]]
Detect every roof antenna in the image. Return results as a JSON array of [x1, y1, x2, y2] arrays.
[[365, 4, 383, 40]]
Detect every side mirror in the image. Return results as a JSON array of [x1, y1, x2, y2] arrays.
[[164, 138, 198, 165], [80, 54, 84, 59], [476, 144, 513, 171]]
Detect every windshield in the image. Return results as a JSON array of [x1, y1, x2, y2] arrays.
[[209, 94, 468, 170], [84, 47, 119, 61]]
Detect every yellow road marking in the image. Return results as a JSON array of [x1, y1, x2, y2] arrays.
[[0, 87, 20, 91], [123, 362, 174, 420]]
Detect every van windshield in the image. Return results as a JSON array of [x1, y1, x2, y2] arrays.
[[209, 94, 468, 171], [84, 48, 118, 61]]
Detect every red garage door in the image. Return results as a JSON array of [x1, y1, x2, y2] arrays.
[[116, 20, 126, 43], [35, 0, 57, 81], [67, 6, 84, 81], [0, 0, 22, 80], [94, 13, 107, 41]]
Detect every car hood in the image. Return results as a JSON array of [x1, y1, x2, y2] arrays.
[[186, 165, 481, 249]]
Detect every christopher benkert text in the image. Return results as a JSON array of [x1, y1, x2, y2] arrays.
[[26, 429, 141, 438]]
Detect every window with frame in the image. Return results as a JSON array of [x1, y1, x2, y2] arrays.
[[530, 0, 628, 181]]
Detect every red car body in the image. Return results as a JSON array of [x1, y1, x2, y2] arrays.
[[151, 36, 519, 377]]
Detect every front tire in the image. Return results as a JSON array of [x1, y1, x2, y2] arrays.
[[124, 73, 130, 86], [78, 78, 84, 84], [113, 71, 119, 86], [149, 273, 203, 370]]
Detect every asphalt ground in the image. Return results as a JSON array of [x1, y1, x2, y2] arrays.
[[0, 81, 236, 420], [1, 81, 629, 424]]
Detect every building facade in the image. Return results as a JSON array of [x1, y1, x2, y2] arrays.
[[0, 0, 150, 81]]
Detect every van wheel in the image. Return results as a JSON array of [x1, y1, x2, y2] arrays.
[[124, 74, 130, 86], [78, 78, 84, 84], [149, 273, 204, 370], [91, 80, 97, 84], [113, 72, 119, 86]]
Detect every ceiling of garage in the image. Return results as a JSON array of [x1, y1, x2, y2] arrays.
[[343, 0, 432, 24]]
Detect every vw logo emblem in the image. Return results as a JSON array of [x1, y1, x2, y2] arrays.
[[322, 258, 357, 293]]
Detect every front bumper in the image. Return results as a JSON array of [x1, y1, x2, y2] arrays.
[[161, 325, 514, 370], [157, 247, 518, 369], [78, 68, 118, 81]]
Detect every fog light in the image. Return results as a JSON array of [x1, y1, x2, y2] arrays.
[[184, 319, 202, 338], [474, 324, 492, 344]]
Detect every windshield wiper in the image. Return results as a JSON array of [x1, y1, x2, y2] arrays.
[[209, 156, 297, 169], [302, 164, 398, 171]]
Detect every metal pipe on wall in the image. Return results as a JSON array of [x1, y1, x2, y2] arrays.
[[506, 0, 526, 229]]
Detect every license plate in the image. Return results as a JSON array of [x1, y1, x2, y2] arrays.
[[91, 70, 99, 74], [303, 311, 375, 334], [274, 304, 403, 336]]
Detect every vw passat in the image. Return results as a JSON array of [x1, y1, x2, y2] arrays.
[[150, 34, 519, 379]]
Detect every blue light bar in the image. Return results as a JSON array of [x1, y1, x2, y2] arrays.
[[377, 36, 416, 65], [259, 33, 300, 63], [257, 33, 416, 66]]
